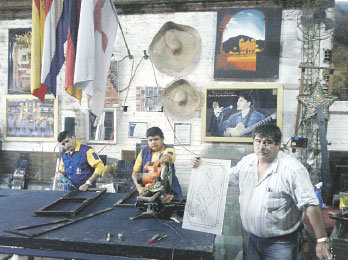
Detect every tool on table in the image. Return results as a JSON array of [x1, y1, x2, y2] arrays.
[[5, 207, 113, 238], [148, 233, 160, 244], [158, 234, 167, 241], [130, 161, 185, 220], [59, 172, 77, 190], [118, 232, 125, 241]]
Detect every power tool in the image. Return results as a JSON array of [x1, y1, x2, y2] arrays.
[[132, 161, 184, 220]]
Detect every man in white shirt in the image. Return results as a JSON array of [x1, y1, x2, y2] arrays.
[[191, 124, 330, 260]]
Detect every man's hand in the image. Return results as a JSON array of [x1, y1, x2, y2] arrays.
[[191, 156, 200, 168], [213, 102, 223, 117], [137, 186, 144, 195], [160, 154, 172, 164], [79, 183, 89, 191], [56, 171, 64, 181], [316, 242, 331, 260]]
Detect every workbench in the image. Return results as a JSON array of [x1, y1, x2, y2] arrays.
[[0, 189, 215, 260]]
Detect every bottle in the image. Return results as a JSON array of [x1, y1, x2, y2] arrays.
[[315, 182, 323, 208]]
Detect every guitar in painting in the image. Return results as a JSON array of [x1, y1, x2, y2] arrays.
[[224, 113, 277, 137]]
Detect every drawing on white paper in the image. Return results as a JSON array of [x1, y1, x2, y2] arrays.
[[182, 158, 230, 235]]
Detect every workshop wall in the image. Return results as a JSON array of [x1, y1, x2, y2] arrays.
[[0, 9, 347, 197]]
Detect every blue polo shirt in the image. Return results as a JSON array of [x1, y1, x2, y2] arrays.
[[133, 144, 182, 197], [60, 142, 103, 190]]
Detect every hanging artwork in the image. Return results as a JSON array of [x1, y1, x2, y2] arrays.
[[4, 95, 58, 141], [214, 7, 282, 79], [104, 60, 120, 108], [8, 28, 32, 94], [297, 83, 338, 120], [201, 84, 283, 143], [136, 86, 164, 112]]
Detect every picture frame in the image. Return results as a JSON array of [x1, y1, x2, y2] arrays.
[[8, 28, 32, 94], [174, 123, 191, 145], [214, 7, 282, 79], [128, 122, 147, 139], [3, 94, 58, 141], [201, 84, 283, 143]]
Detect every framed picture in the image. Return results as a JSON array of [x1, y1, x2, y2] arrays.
[[104, 60, 120, 107], [128, 122, 147, 139], [8, 28, 32, 94], [136, 86, 164, 112], [214, 7, 282, 79], [201, 84, 283, 142], [174, 123, 191, 145], [3, 95, 58, 141]]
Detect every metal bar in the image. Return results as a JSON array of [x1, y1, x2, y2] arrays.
[[294, 67, 305, 136], [6, 207, 113, 238], [114, 187, 136, 206], [316, 105, 332, 204], [30, 207, 114, 237], [12, 219, 69, 230], [299, 64, 340, 70]]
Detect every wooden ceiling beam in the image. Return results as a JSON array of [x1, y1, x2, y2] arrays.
[[0, 0, 305, 20]]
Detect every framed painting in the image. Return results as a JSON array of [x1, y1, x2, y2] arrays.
[[214, 7, 282, 79], [3, 95, 58, 141], [8, 28, 32, 94], [201, 84, 283, 142]]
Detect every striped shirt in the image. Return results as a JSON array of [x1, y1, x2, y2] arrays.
[[229, 151, 319, 237]]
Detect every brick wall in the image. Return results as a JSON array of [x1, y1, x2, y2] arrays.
[[0, 10, 347, 197]]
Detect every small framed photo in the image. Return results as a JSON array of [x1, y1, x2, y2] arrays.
[[174, 123, 191, 145], [129, 122, 147, 138], [201, 84, 283, 143]]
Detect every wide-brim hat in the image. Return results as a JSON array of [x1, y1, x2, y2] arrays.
[[159, 79, 201, 117], [149, 21, 201, 75]]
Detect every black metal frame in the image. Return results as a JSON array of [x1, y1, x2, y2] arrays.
[[5, 207, 113, 238], [34, 188, 106, 218]]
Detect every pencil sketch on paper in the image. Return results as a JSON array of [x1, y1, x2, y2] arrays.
[[182, 158, 230, 235]]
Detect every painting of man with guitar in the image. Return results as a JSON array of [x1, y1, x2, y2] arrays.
[[213, 91, 273, 137]]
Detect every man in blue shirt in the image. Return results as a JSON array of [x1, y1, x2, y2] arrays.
[[132, 127, 182, 197], [213, 91, 265, 137], [57, 131, 104, 191]]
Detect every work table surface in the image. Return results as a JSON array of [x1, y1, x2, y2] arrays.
[[0, 189, 215, 260]]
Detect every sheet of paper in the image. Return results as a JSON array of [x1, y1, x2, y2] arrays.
[[182, 158, 230, 235]]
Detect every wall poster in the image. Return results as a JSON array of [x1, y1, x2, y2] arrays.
[[201, 84, 283, 143], [214, 7, 282, 79], [3, 95, 58, 141], [8, 28, 32, 94]]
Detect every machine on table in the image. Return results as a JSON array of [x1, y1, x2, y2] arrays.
[[118, 161, 185, 221]]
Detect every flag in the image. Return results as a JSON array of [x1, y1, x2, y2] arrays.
[[74, 0, 118, 117], [40, 0, 68, 98], [65, 0, 82, 101], [31, 0, 46, 101]]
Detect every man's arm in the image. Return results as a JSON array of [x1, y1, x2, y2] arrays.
[[305, 205, 331, 260], [132, 150, 144, 194], [132, 170, 144, 195], [80, 160, 104, 191]]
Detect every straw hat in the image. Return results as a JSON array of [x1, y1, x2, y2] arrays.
[[149, 21, 201, 75], [159, 79, 200, 117]]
